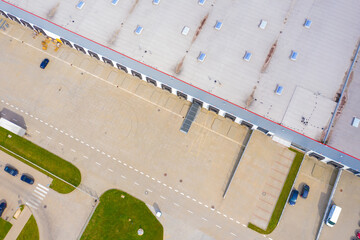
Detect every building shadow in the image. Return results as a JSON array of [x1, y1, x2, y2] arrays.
[[0, 108, 27, 130]]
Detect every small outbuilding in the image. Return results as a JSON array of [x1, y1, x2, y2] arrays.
[[0, 118, 26, 137]]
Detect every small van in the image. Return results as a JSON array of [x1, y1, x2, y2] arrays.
[[326, 205, 341, 227]]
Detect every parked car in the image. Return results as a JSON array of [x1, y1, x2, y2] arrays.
[[4, 165, 18, 176], [0, 202, 7, 217], [288, 189, 299, 206], [301, 184, 310, 199], [40, 58, 49, 69], [20, 174, 34, 185]]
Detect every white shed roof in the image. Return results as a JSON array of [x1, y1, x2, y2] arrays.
[[0, 118, 26, 137]]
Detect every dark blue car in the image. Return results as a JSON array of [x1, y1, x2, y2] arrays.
[[0, 202, 7, 217], [20, 174, 34, 185], [289, 189, 299, 206], [4, 166, 18, 176], [40, 58, 49, 69], [301, 184, 310, 199]]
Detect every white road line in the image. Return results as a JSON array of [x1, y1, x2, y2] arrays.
[[45, 122, 48, 125], [35, 130, 40, 133], [58, 142, 63, 146], [174, 189, 179, 192], [107, 154, 111, 158], [173, 202, 179, 207], [75, 138, 79, 141], [101, 152, 105, 155], [30, 197, 41, 203], [25, 112, 28, 115], [129, 166, 133, 169], [160, 195, 166, 200], [96, 149, 100, 152], [34, 190, 46, 198], [39, 120, 43, 123], [86, 143, 89, 147], [151, 177, 155, 181], [71, 149, 76, 152], [35, 117, 39, 120], [26, 202, 38, 210], [140, 171, 144, 175], [108, 168, 113, 172], [50, 125, 53, 128], [163, 183, 167, 187], [201, 217, 208, 221], [112, 157, 116, 161], [47, 136, 52, 140], [134, 182, 139, 186], [157, 180, 161, 184], [35, 187, 48, 194], [229, 217, 234, 221], [28, 199, 39, 206], [55, 127, 58, 131], [134, 169, 139, 172], [180, 192, 184, 196], [118, 160, 122, 163], [83, 155, 88, 159], [95, 162, 101, 166], [32, 193, 44, 200], [30, 114, 33, 118], [37, 184, 49, 191], [60, 130, 64, 133], [235, 221, 240, 224], [168, 186, 172, 190], [91, 146, 95, 149], [70, 135, 74, 139], [146, 175, 150, 178], [242, 224, 246, 227], [198, 201, 202, 205], [230, 232, 236, 236], [65, 133, 69, 136], [216, 225, 222, 229], [216, 211, 221, 214], [223, 214, 227, 218], [146, 189, 153, 193], [80, 141, 84, 144], [192, 198, 197, 202], [204, 205, 209, 208], [187, 210, 193, 214], [123, 163, 127, 166], [121, 175, 126, 179], [186, 195, 191, 199]]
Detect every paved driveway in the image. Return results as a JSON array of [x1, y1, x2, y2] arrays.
[[269, 156, 336, 240], [320, 171, 360, 240]]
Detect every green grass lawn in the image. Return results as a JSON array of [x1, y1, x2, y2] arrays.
[[81, 189, 163, 240], [0, 127, 81, 194], [0, 218, 12, 240], [248, 148, 304, 234], [16, 215, 39, 240]]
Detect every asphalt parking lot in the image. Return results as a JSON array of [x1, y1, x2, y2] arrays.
[[269, 155, 336, 240], [320, 170, 360, 240]]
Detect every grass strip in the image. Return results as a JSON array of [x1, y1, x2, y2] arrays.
[[0, 218, 12, 240], [0, 127, 81, 193], [81, 189, 163, 240], [16, 215, 39, 240], [248, 148, 304, 234]]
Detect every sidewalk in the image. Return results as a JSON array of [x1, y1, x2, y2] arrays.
[[4, 206, 32, 240]]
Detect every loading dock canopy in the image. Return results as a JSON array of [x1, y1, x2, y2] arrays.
[[0, 118, 26, 137]]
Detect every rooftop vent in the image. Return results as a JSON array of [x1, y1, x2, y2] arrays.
[[182, 26, 190, 36], [198, 0, 206, 5], [304, 19, 312, 28], [153, 0, 160, 5], [352, 117, 360, 128], [214, 21, 223, 30], [290, 50, 298, 61], [197, 52, 206, 62], [111, 0, 119, 5], [259, 20, 267, 29], [275, 85, 283, 95], [76, 1, 85, 9], [243, 51, 252, 61], [135, 25, 143, 35]]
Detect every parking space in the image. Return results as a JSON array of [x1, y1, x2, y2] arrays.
[[320, 170, 360, 240], [269, 156, 336, 240], [222, 131, 296, 229]]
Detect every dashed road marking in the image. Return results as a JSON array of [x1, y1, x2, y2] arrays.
[[216, 225, 222, 229], [95, 162, 101, 166], [108, 168, 113, 172], [71, 149, 76, 152], [173, 202, 179, 207], [121, 175, 126, 179], [83, 155, 88, 159], [160, 195, 166, 200], [230, 232, 236, 236], [134, 182, 139, 186], [187, 210, 193, 214], [146, 189, 153, 193], [201, 217, 208, 221]]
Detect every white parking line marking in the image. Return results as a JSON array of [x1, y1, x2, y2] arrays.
[[204, 205, 209, 208], [30, 197, 41, 203], [35, 130, 40, 133], [201, 217, 208, 221], [107, 154, 111, 158], [146, 175, 150, 178], [55, 127, 58, 131], [134, 169, 139, 172], [198, 201, 202, 205], [230, 232, 236, 236], [157, 180, 161, 184], [34, 190, 46, 198], [187, 210, 193, 214], [50, 125, 53, 128], [112, 157, 116, 161], [173, 202, 179, 207], [101, 152, 105, 155], [121, 175, 126, 179], [83, 155, 88, 159], [216, 211, 221, 214], [242, 224, 246, 227], [163, 183, 167, 187], [35, 187, 48, 194], [47, 136, 52, 140], [146, 189, 153, 193], [108, 168, 113, 172], [174, 189, 179, 192], [118, 160, 122, 163], [160, 195, 166, 200], [168, 186, 172, 190], [216, 225, 222, 229], [60, 130, 64, 133], [151, 177, 155, 181], [229, 217, 234, 221], [58, 142, 63, 146], [95, 162, 101, 166], [75, 138, 79, 141], [192, 198, 197, 202], [134, 182, 139, 186], [37, 184, 49, 191], [186, 195, 191, 199], [140, 171, 144, 175], [129, 166, 133, 169], [123, 163, 127, 166], [223, 214, 227, 218], [86, 143, 89, 147], [71, 149, 76, 152], [180, 192, 184, 196], [70, 135, 74, 139]]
